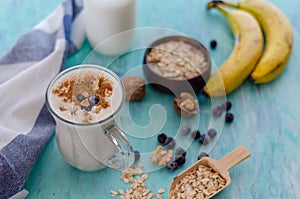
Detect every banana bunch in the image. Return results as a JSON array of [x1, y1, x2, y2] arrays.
[[203, 0, 293, 97], [203, 3, 263, 97]]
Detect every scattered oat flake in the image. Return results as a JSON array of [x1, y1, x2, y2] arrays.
[[138, 163, 144, 168], [110, 190, 119, 197], [158, 188, 165, 194], [110, 165, 166, 198]]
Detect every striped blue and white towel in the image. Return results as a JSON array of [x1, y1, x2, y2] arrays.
[[0, 0, 85, 198]]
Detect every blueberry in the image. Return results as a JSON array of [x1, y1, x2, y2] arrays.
[[167, 161, 178, 171], [77, 94, 86, 102], [81, 105, 92, 111], [222, 101, 232, 111], [165, 137, 172, 145], [199, 134, 210, 145], [157, 133, 167, 144], [191, 130, 201, 140], [197, 152, 209, 160], [166, 137, 176, 149], [175, 155, 186, 166], [175, 147, 186, 157], [181, 124, 191, 135], [88, 95, 100, 106], [134, 150, 140, 162], [210, 40, 217, 49], [213, 106, 223, 117], [207, 128, 217, 138], [225, 112, 234, 123]]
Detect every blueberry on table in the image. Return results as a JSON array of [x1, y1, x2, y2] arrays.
[[191, 130, 201, 140], [157, 133, 167, 144], [207, 128, 217, 138], [175, 147, 186, 157], [167, 161, 178, 171], [210, 40, 217, 49], [165, 137, 173, 145], [213, 106, 223, 117], [225, 112, 234, 123], [181, 124, 191, 135], [222, 100, 232, 111], [199, 134, 210, 145], [77, 94, 86, 102], [166, 137, 176, 149], [88, 95, 100, 106], [197, 152, 209, 160], [175, 155, 186, 166]]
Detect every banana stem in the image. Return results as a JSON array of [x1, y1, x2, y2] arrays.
[[207, 0, 240, 10], [207, 1, 224, 10], [207, 1, 230, 16]]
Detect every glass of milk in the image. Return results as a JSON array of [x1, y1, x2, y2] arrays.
[[83, 0, 136, 56], [46, 65, 135, 171]]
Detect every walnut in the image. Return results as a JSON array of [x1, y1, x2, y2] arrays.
[[71, 107, 78, 116], [80, 99, 90, 107], [122, 76, 146, 101], [151, 146, 173, 167], [173, 92, 199, 118], [59, 107, 67, 112], [104, 88, 112, 97], [92, 106, 101, 114]]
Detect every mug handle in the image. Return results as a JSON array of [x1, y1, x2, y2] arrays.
[[104, 125, 135, 170]]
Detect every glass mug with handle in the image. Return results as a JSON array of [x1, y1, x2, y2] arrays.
[[46, 64, 135, 171]]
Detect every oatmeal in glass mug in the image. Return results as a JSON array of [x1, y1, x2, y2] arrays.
[[46, 64, 135, 171]]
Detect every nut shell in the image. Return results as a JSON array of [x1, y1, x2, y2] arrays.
[[173, 92, 199, 118], [122, 76, 146, 101]]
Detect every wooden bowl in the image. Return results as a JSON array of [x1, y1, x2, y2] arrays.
[[143, 36, 211, 95]]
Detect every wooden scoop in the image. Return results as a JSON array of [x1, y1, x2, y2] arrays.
[[169, 146, 251, 198]]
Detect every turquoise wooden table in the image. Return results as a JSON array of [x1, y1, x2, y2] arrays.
[[1, 0, 300, 198]]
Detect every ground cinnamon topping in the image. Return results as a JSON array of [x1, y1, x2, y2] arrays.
[[96, 77, 113, 100], [52, 80, 75, 103], [51, 72, 114, 123], [99, 97, 109, 109], [52, 74, 113, 109]]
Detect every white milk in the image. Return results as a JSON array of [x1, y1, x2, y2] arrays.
[[46, 65, 134, 171], [83, 0, 136, 55]]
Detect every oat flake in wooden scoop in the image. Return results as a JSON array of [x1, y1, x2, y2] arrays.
[[169, 146, 251, 198]]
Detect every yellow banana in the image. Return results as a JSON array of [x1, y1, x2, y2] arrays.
[[219, 0, 293, 84], [203, 3, 263, 97]]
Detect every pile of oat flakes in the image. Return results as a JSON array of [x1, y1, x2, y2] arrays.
[[169, 165, 226, 199], [110, 163, 165, 199], [147, 40, 208, 80]]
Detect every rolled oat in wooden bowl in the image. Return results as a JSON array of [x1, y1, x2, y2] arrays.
[[143, 36, 211, 95]]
